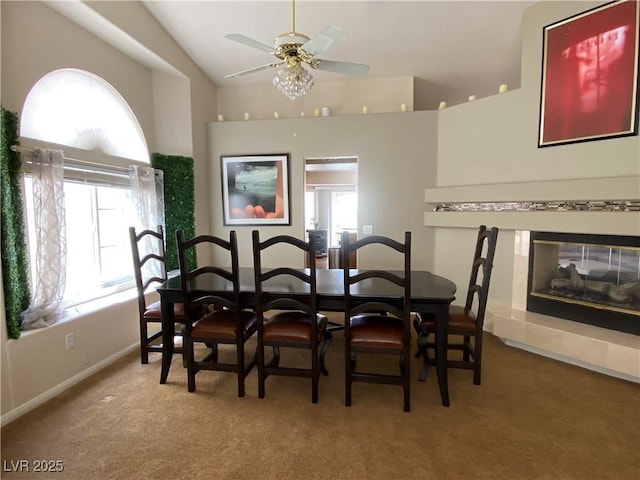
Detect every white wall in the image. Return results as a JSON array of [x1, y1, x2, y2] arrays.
[[430, 0, 640, 309], [216, 76, 414, 121], [209, 112, 438, 271], [0, 0, 217, 423], [437, 0, 639, 185]]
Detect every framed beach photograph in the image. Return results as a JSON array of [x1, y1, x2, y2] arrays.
[[538, 0, 639, 147], [220, 153, 291, 226]]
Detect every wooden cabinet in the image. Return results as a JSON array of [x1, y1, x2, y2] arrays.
[[340, 232, 358, 268], [328, 231, 357, 269], [305, 230, 357, 269], [307, 229, 327, 256]]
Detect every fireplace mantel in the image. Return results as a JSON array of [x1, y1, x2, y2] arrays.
[[424, 176, 640, 236], [424, 175, 640, 382]]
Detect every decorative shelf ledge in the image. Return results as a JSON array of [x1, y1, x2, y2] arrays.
[[424, 176, 640, 204]]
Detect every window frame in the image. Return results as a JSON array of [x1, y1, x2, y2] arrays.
[[20, 137, 150, 309], [20, 68, 149, 162]]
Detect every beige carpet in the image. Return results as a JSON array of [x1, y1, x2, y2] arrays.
[[2, 313, 639, 480]]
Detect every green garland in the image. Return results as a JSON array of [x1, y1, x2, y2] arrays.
[[151, 153, 196, 271], [1, 106, 30, 339]]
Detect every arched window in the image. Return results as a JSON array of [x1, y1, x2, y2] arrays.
[[21, 68, 148, 161], [20, 69, 150, 310]]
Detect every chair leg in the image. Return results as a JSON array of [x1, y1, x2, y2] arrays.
[[247, 344, 258, 373], [402, 346, 410, 413], [201, 343, 219, 368], [184, 328, 196, 393], [140, 321, 149, 364], [463, 335, 471, 362], [209, 343, 219, 363], [267, 346, 280, 368], [311, 343, 319, 404], [416, 331, 430, 382], [257, 338, 266, 399], [473, 335, 483, 386], [319, 332, 332, 376], [236, 341, 246, 398], [412, 316, 422, 359], [345, 340, 352, 407]]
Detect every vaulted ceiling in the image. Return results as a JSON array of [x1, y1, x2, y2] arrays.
[[142, 1, 537, 109]]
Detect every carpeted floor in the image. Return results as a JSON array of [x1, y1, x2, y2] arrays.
[[2, 313, 639, 480]]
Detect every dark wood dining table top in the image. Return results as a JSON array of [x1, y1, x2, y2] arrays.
[[159, 267, 456, 311], [158, 267, 457, 406]]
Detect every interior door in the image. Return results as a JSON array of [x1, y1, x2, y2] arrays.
[[304, 157, 358, 265]]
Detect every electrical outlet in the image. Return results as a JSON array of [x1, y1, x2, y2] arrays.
[[363, 225, 373, 235], [65, 333, 75, 350]]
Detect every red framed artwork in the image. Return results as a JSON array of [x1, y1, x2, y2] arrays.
[[538, 0, 639, 147]]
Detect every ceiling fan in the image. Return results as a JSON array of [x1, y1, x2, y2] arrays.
[[224, 0, 369, 100]]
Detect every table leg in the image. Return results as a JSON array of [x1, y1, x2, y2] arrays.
[[160, 297, 174, 384], [434, 304, 450, 407]]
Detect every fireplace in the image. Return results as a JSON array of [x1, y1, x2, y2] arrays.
[[527, 232, 640, 336]]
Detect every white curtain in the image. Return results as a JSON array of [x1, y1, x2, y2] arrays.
[[129, 165, 165, 279], [21, 148, 67, 330], [129, 165, 165, 232]]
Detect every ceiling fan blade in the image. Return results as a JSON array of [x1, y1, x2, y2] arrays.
[[225, 63, 282, 79], [300, 25, 346, 56], [224, 33, 274, 54], [314, 59, 370, 77]]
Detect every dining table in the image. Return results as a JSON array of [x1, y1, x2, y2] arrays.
[[157, 268, 457, 406]]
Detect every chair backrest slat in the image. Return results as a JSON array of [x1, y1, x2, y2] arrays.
[[261, 266, 311, 284], [348, 269, 405, 287], [252, 230, 318, 319], [129, 225, 168, 315], [342, 231, 412, 335], [176, 230, 241, 316], [464, 225, 499, 327]]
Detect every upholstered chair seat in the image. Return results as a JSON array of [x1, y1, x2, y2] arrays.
[[192, 309, 257, 340], [349, 315, 404, 348]]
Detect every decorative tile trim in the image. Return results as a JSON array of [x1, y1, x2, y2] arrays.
[[433, 200, 640, 212]]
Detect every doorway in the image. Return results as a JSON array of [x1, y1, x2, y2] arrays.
[[304, 157, 358, 267]]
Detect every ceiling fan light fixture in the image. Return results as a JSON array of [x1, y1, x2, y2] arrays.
[[225, 0, 367, 99], [273, 62, 314, 100]]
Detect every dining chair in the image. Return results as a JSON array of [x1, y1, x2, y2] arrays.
[[252, 230, 331, 404], [176, 230, 257, 396], [129, 225, 186, 364], [413, 225, 499, 385], [342, 231, 412, 412]]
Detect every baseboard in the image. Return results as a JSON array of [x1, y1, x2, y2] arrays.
[[1, 342, 139, 427]]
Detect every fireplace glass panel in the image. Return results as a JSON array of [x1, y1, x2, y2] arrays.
[[530, 239, 640, 316]]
